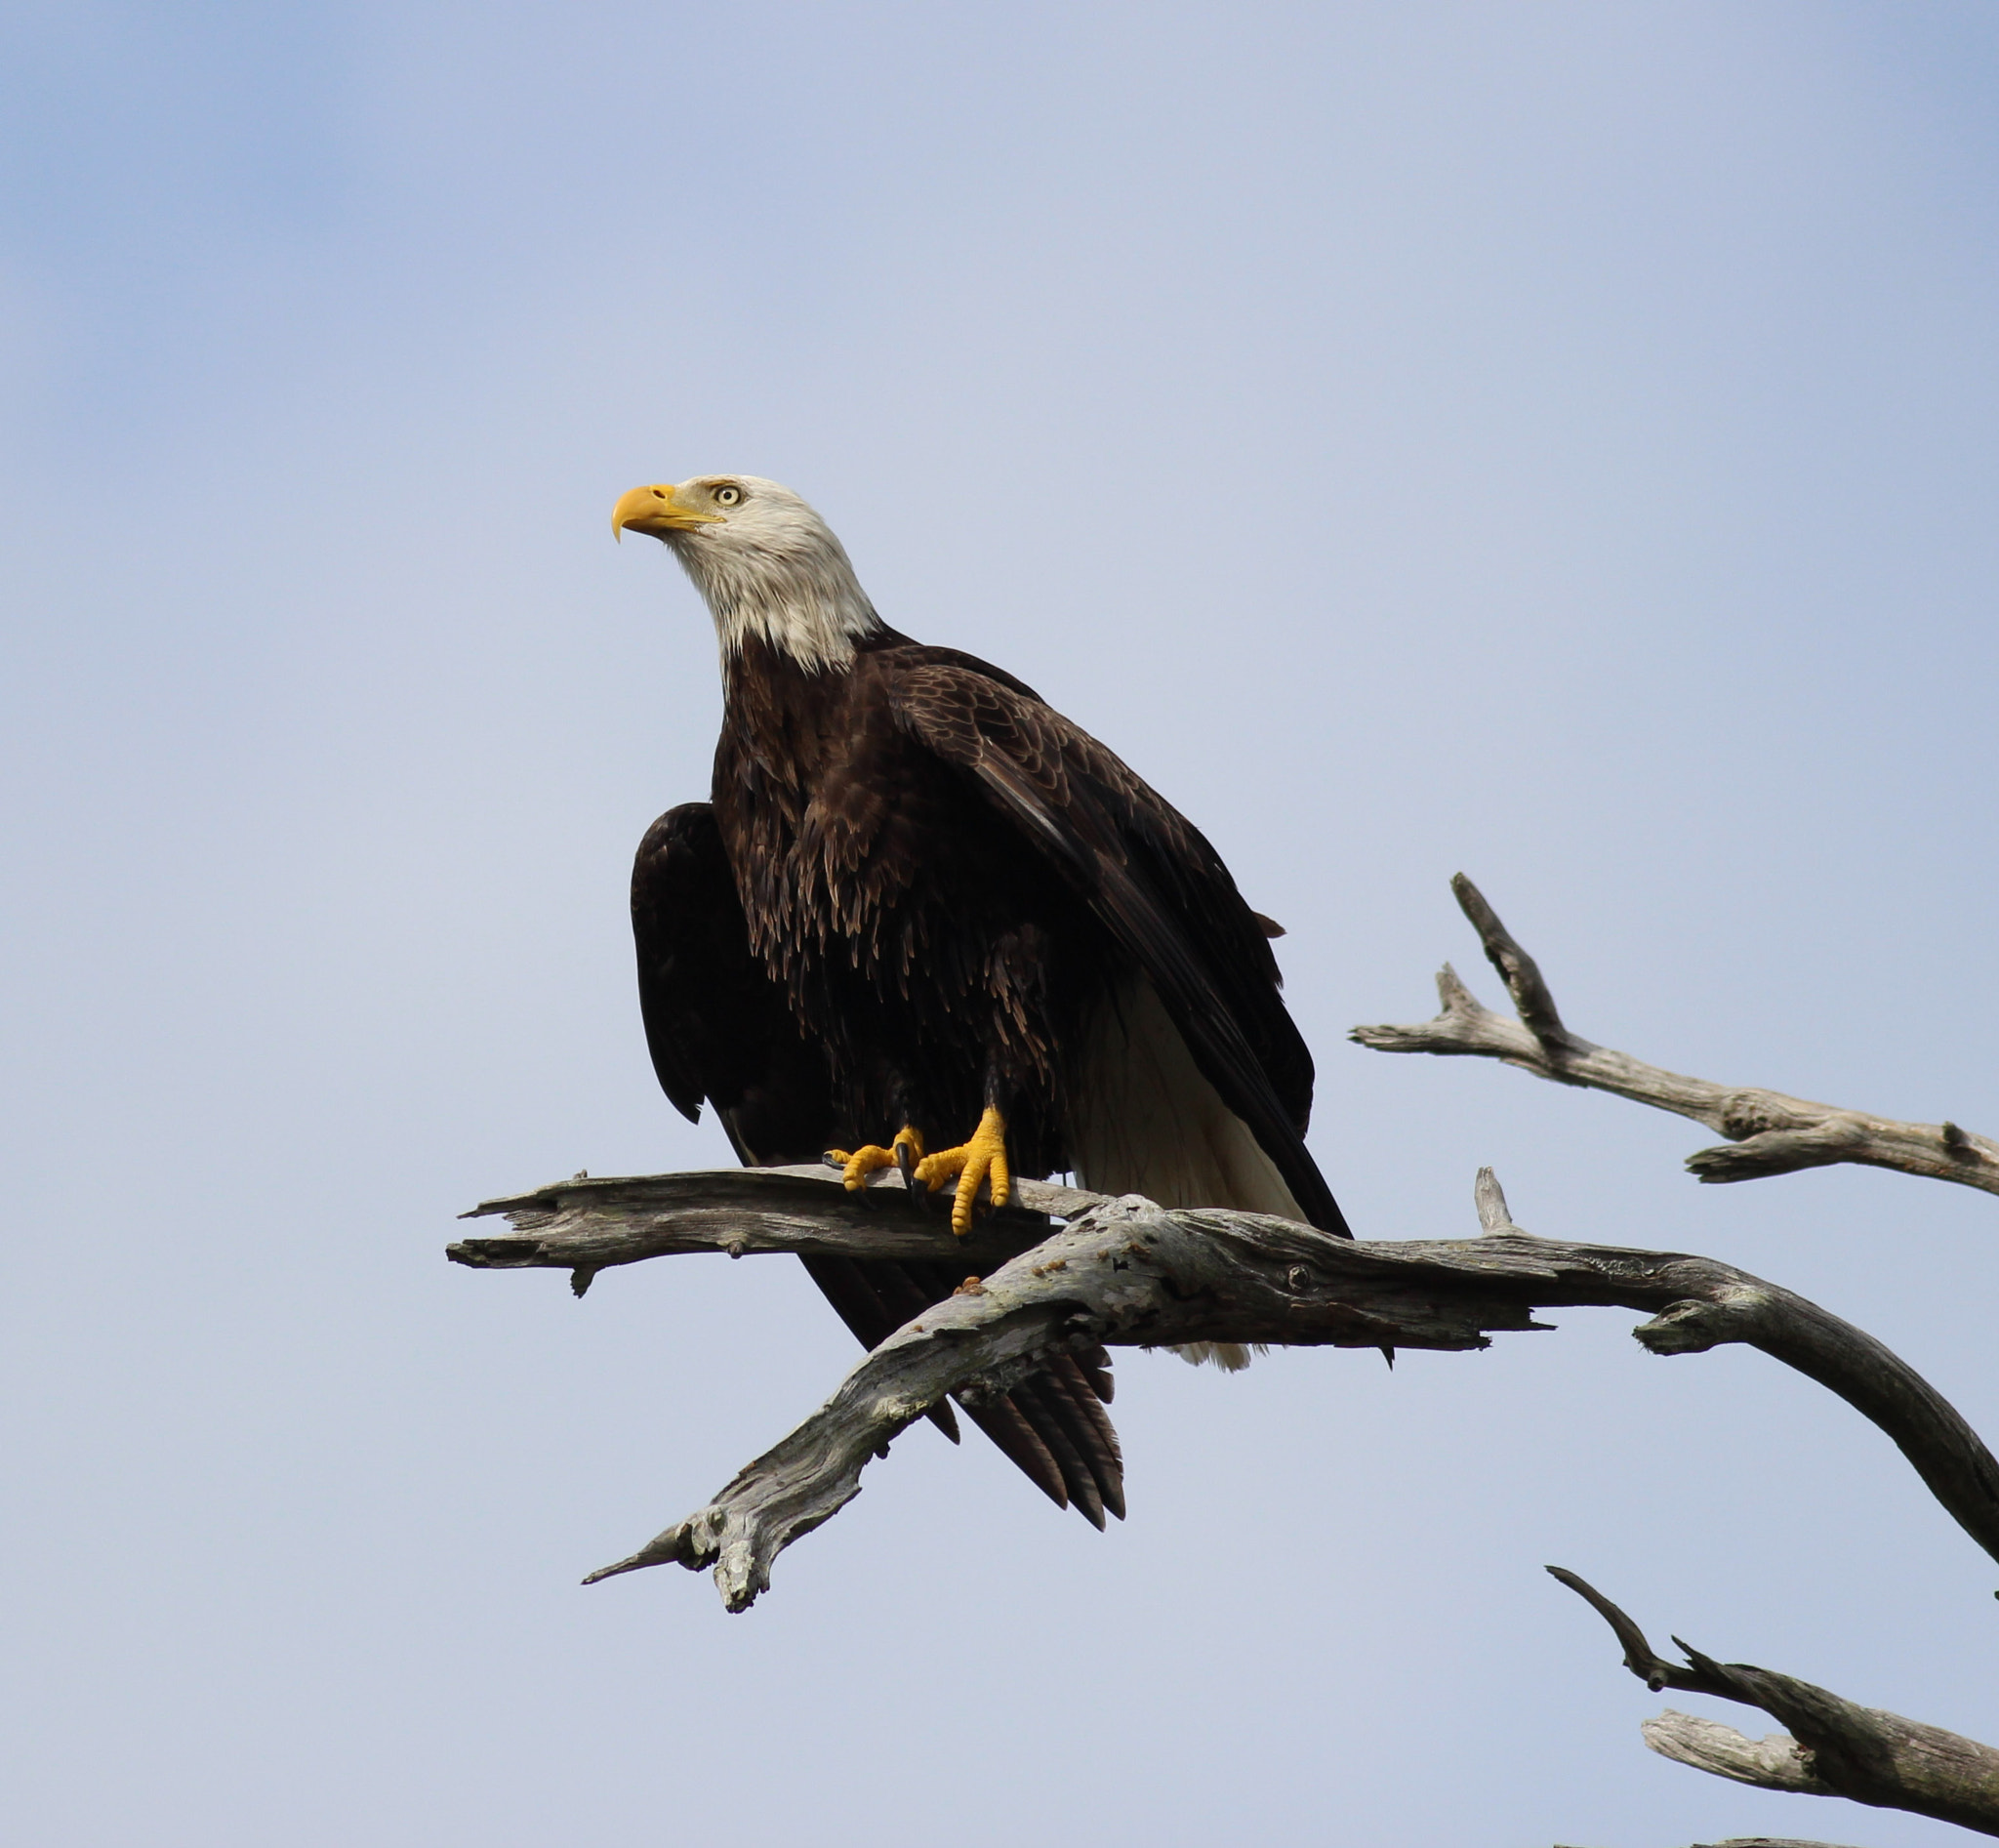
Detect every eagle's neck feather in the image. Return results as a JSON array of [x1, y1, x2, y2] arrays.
[[671, 530, 883, 676]]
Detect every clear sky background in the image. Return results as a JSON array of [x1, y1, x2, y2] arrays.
[[4, 5, 1997, 1844]]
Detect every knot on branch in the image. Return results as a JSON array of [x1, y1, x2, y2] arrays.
[[1717, 1089, 1815, 1140], [1633, 1290, 1771, 1356]]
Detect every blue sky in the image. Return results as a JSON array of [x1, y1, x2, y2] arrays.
[[4, 5, 1998, 1843]]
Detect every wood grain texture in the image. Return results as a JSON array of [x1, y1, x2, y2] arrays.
[[1351, 875, 1999, 1196], [453, 1166, 1999, 1610], [452, 1166, 1091, 1294]]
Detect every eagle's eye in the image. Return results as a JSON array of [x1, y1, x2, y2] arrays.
[[713, 484, 743, 508]]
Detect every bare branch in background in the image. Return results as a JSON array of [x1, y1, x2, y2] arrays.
[[454, 1168, 1999, 1609], [1550, 1566, 1999, 1835], [1350, 874, 1999, 1196]]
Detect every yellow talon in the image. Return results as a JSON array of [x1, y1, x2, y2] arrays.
[[913, 1106, 1011, 1236], [825, 1126, 923, 1192]]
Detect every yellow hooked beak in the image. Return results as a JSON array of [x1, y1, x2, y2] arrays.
[[612, 481, 727, 542]]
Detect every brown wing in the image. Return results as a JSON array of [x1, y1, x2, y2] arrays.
[[632, 802, 834, 1161], [631, 801, 1124, 1522], [884, 653, 1350, 1239]]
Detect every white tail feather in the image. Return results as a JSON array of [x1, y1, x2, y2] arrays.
[[1067, 976, 1301, 1371]]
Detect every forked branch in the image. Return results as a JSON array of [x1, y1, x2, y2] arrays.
[[1550, 1566, 1999, 1835], [1350, 875, 1999, 1196], [453, 1168, 1999, 1610]]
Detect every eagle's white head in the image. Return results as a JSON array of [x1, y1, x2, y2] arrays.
[[613, 473, 883, 675]]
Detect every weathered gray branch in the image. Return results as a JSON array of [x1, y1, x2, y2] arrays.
[[453, 1167, 1999, 1610], [1556, 1837, 1870, 1848], [1350, 874, 1999, 1196], [452, 1165, 1097, 1295], [1551, 1566, 1999, 1835], [1683, 1839, 1870, 1847], [1562, 1838, 1874, 1848]]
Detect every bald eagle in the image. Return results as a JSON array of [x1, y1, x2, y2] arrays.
[[615, 474, 1350, 1526]]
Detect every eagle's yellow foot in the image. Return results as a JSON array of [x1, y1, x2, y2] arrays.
[[913, 1106, 1011, 1237], [824, 1126, 923, 1192]]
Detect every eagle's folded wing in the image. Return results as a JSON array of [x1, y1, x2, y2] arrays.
[[885, 654, 1349, 1239]]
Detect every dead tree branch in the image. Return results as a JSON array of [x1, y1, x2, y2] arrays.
[[1680, 1839, 1870, 1848], [452, 1167, 1999, 1610], [1555, 1839, 1868, 1848], [1349, 874, 1999, 1196], [452, 1165, 1097, 1295], [1550, 1566, 1999, 1835]]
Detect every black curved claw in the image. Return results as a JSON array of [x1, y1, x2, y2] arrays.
[[896, 1137, 919, 1194]]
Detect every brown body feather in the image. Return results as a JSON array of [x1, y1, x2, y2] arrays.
[[708, 628, 1342, 1229], [631, 620, 1347, 1520], [631, 799, 1122, 1519]]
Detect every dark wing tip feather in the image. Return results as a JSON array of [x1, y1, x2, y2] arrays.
[[808, 1254, 1121, 1522], [1011, 1376, 1107, 1528], [959, 1394, 1070, 1509]]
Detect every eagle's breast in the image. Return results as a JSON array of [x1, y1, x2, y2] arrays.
[[714, 640, 935, 991]]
